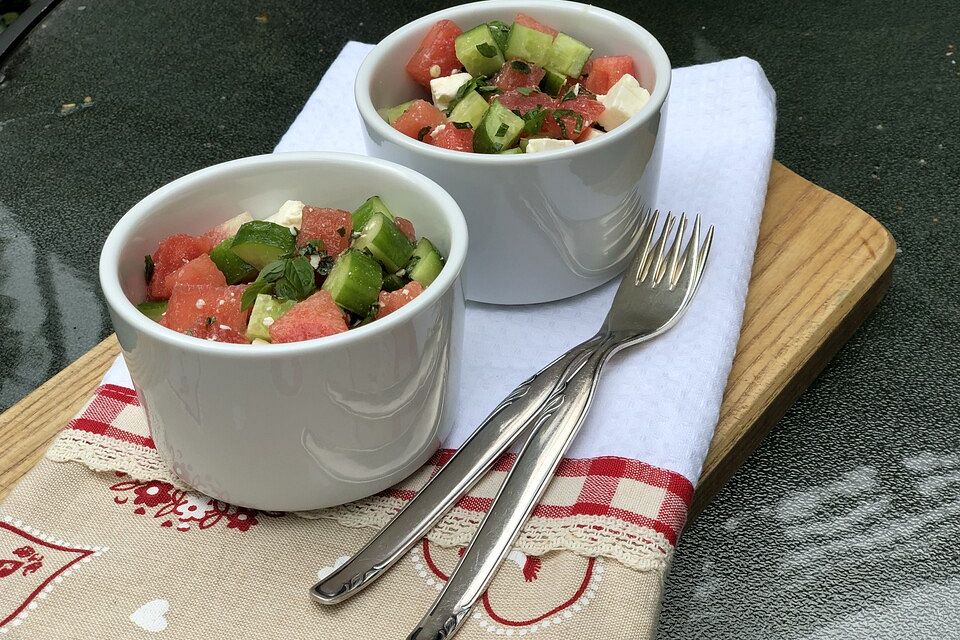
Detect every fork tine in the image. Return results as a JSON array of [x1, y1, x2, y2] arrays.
[[696, 225, 715, 283], [640, 212, 675, 283], [632, 209, 660, 285], [671, 215, 700, 289], [656, 214, 687, 285]]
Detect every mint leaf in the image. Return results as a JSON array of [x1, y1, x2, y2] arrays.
[[452, 121, 473, 129], [476, 42, 498, 58], [510, 60, 531, 74], [486, 21, 510, 53], [516, 87, 534, 96], [240, 280, 274, 311], [522, 107, 548, 135], [258, 260, 286, 283], [417, 126, 431, 141]]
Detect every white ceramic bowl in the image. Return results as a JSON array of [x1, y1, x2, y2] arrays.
[[100, 153, 467, 511], [356, 0, 670, 304]]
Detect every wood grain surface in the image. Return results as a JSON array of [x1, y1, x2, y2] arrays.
[[0, 162, 896, 508]]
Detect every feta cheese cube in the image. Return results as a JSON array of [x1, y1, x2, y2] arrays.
[[265, 200, 305, 228], [597, 74, 651, 131], [430, 72, 473, 111], [578, 127, 606, 142], [524, 138, 576, 154]]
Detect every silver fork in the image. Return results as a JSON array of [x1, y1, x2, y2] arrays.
[[406, 211, 714, 640]]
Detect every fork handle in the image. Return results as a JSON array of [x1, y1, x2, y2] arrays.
[[407, 339, 615, 640], [310, 334, 604, 605]]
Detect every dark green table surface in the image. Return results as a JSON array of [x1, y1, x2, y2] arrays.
[[2, 1, 958, 637]]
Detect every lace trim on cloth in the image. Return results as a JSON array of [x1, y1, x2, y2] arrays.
[[45, 384, 689, 572]]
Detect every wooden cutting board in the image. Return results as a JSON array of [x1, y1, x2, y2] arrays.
[[0, 162, 896, 514]]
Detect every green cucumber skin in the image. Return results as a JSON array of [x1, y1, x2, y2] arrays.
[[381, 273, 409, 292], [411, 237, 438, 262], [209, 237, 258, 284], [455, 24, 506, 77], [473, 100, 525, 153], [136, 301, 168, 322], [230, 220, 296, 270], [409, 250, 444, 287], [379, 100, 416, 124], [505, 23, 554, 67], [541, 68, 567, 97], [354, 213, 415, 273], [546, 33, 593, 78], [245, 294, 295, 341], [321, 250, 383, 316], [448, 90, 489, 129], [352, 196, 394, 232]]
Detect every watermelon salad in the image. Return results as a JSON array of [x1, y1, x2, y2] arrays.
[[135, 196, 445, 345], [380, 13, 651, 154]]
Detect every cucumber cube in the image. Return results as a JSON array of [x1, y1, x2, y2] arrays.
[[473, 100, 525, 153], [352, 196, 395, 232], [499, 147, 524, 154], [210, 236, 258, 284], [378, 100, 416, 124], [230, 220, 296, 269], [322, 250, 383, 316], [246, 294, 295, 341], [448, 90, 489, 129], [408, 239, 444, 287], [546, 32, 593, 78], [136, 300, 168, 322], [505, 23, 554, 67], [540, 68, 567, 97], [352, 213, 415, 273], [455, 24, 505, 77]]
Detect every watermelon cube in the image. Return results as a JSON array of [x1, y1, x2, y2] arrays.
[[166, 254, 228, 290], [161, 284, 251, 342], [582, 55, 636, 95], [492, 61, 546, 92], [269, 290, 348, 343], [405, 19, 464, 88], [542, 95, 606, 139], [146, 233, 213, 300], [392, 100, 446, 143], [376, 281, 424, 319], [496, 89, 556, 116], [429, 124, 474, 153], [514, 13, 558, 37], [201, 212, 254, 247], [394, 216, 418, 242], [297, 207, 352, 257]]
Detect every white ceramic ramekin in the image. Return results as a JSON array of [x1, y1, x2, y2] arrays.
[[100, 153, 467, 511], [356, 0, 670, 304]]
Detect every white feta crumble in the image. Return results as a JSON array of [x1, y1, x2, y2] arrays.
[[261, 316, 275, 327], [265, 200, 305, 229], [218, 324, 230, 331], [524, 138, 576, 154], [309, 255, 321, 269], [432, 123, 447, 137], [195, 298, 206, 309], [429, 72, 473, 111], [597, 74, 651, 131], [429, 64, 442, 78], [578, 128, 606, 142]]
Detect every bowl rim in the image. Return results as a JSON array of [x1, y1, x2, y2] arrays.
[[99, 151, 468, 358], [354, 0, 672, 164]]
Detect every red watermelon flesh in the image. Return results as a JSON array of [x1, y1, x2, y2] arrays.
[[147, 234, 212, 300], [161, 284, 250, 342], [542, 96, 606, 139], [376, 281, 424, 319], [269, 290, 348, 344], [514, 13, 558, 37], [166, 254, 227, 290], [394, 216, 417, 242], [297, 207, 352, 257], [429, 124, 474, 153], [497, 90, 556, 116], [492, 61, 546, 92], [201, 212, 254, 247], [393, 100, 446, 143], [405, 19, 464, 88], [582, 55, 636, 95]]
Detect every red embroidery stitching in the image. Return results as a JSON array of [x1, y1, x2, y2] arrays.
[[0, 545, 44, 579]]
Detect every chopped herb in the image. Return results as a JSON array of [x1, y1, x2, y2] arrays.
[[495, 122, 509, 137], [522, 107, 549, 135], [313, 254, 335, 277], [297, 238, 327, 256], [417, 126, 431, 141], [476, 84, 500, 94], [446, 76, 498, 114], [553, 108, 585, 136], [205, 316, 215, 326], [144, 255, 155, 283], [452, 121, 473, 129], [258, 260, 287, 283], [510, 60, 531, 74], [516, 87, 534, 96], [240, 280, 275, 311], [486, 20, 511, 53], [336, 226, 346, 237], [561, 85, 579, 102], [476, 42, 499, 58]]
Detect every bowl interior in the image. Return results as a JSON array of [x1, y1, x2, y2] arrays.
[[365, 0, 666, 113], [108, 154, 462, 310]]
